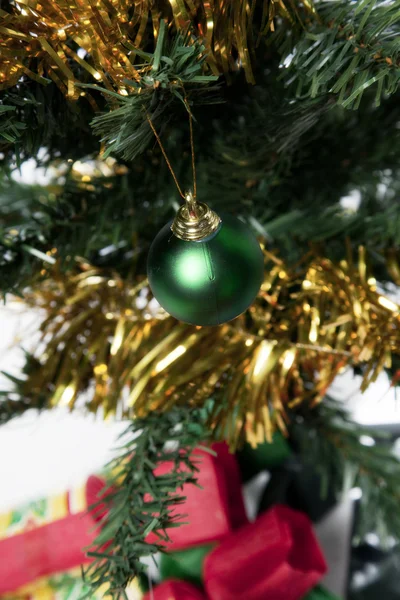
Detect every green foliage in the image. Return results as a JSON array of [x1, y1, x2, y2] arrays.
[[89, 20, 219, 161], [278, 0, 400, 109], [203, 71, 400, 265], [0, 395, 42, 425], [0, 86, 96, 166], [0, 104, 26, 145], [0, 161, 169, 295], [2, 82, 400, 296], [0, 351, 50, 422], [81, 406, 211, 599], [291, 398, 400, 542]]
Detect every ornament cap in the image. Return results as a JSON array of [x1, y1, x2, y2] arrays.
[[171, 192, 221, 241]]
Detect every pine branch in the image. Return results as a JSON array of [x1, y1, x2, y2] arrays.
[[0, 162, 164, 296], [2, 89, 400, 298], [88, 21, 219, 161], [0, 85, 96, 165], [0, 396, 42, 425], [277, 0, 400, 109], [2, 28, 400, 295], [205, 71, 400, 262], [290, 398, 400, 542], [0, 104, 27, 146], [0, 352, 52, 422], [81, 406, 211, 599]]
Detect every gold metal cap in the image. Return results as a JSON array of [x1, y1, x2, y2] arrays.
[[171, 192, 221, 241]]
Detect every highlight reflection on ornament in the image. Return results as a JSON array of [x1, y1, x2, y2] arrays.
[[177, 252, 211, 288]]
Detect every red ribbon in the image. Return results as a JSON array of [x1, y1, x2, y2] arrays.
[[144, 580, 208, 600], [204, 505, 327, 600], [146, 443, 248, 550], [0, 475, 105, 595]]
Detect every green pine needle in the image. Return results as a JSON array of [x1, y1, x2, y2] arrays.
[[81, 406, 211, 599], [278, 0, 400, 109], [290, 398, 400, 543], [88, 23, 218, 161]]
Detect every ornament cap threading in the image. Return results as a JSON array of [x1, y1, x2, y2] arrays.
[[171, 192, 221, 241]]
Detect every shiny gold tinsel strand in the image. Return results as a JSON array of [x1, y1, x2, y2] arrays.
[[0, 0, 313, 92], [18, 247, 400, 449]]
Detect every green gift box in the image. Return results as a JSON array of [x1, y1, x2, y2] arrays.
[[304, 585, 342, 599], [159, 544, 215, 588], [237, 432, 292, 482]]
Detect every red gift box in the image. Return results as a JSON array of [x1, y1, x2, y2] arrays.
[[211, 442, 248, 530], [147, 443, 247, 550], [144, 580, 208, 600], [204, 505, 327, 600], [0, 475, 105, 595]]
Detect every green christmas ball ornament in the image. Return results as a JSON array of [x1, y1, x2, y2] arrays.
[[147, 193, 264, 326]]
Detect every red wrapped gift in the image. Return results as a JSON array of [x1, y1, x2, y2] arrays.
[[144, 580, 208, 600], [211, 442, 248, 530], [0, 475, 105, 595], [204, 505, 327, 600], [147, 443, 247, 550]]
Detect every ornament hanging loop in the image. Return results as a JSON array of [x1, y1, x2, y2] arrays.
[[146, 94, 221, 241], [185, 190, 200, 219], [172, 192, 221, 241]]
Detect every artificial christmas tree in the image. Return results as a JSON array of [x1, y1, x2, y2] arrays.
[[1, 0, 400, 598]]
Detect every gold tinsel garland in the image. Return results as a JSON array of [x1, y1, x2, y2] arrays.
[[18, 247, 400, 449], [0, 0, 315, 93]]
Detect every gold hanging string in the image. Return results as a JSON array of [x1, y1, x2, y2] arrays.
[[185, 98, 197, 200], [146, 96, 197, 200], [146, 114, 185, 199]]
